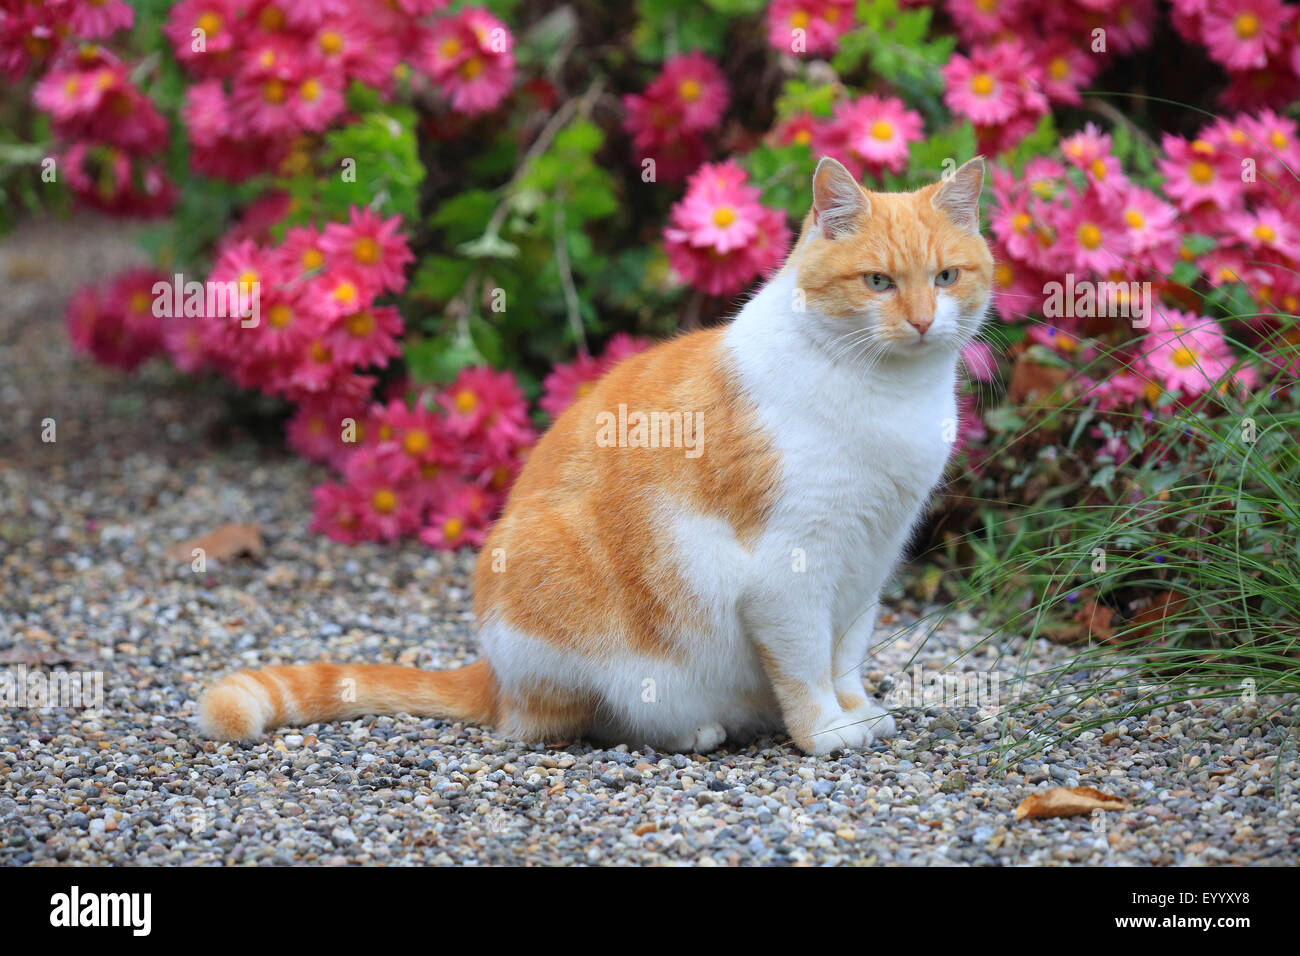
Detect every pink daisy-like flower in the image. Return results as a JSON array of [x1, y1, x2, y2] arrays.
[[1201, 0, 1288, 71], [664, 160, 764, 254], [961, 341, 998, 382], [540, 350, 604, 420], [67, 0, 135, 39], [1226, 206, 1300, 259], [1138, 309, 1241, 398], [320, 206, 414, 294], [310, 482, 370, 544], [1032, 38, 1099, 106], [372, 398, 453, 482], [765, 0, 856, 56], [324, 305, 404, 369], [623, 51, 730, 156], [1157, 135, 1243, 212], [438, 365, 534, 451], [340, 447, 423, 541], [420, 482, 496, 550], [417, 8, 516, 115], [1052, 187, 1132, 275], [289, 394, 374, 469], [947, 0, 1026, 45], [817, 95, 924, 179], [942, 42, 1028, 126], [1117, 185, 1181, 274], [163, 0, 239, 76], [308, 266, 376, 322]]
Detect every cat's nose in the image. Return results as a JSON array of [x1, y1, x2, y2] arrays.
[[907, 315, 933, 337]]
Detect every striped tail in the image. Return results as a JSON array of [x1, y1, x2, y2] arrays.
[[197, 660, 499, 741]]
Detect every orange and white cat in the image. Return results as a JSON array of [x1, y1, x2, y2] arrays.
[[199, 156, 993, 755]]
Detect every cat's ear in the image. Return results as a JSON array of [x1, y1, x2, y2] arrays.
[[812, 157, 868, 240], [931, 156, 985, 234]]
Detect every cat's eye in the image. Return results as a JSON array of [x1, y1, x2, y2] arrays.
[[864, 273, 894, 291], [935, 268, 960, 287]]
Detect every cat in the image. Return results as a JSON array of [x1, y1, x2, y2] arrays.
[[198, 155, 993, 755]]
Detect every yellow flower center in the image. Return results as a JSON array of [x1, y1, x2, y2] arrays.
[[403, 429, 430, 455], [1171, 346, 1197, 368], [353, 236, 380, 265], [1270, 130, 1287, 148], [319, 30, 343, 55], [679, 79, 701, 102], [790, 11, 810, 29], [794, 129, 812, 145], [1188, 161, 1214, 185], [442, 516, 464, 540], [309, 341, 331, 362], [346, 310, 375, 337], [976, 0, 997, 10], [455, 389, 478, 413], [871, 120, 894, 141], [300, 78, 321, 102], [238, 269, 259, 287], [712, 206, 737, 227], [994, 262, 1014, 287], [1048, 57, 1068, 80], [970, 73, 995, 97], [441, 38, 461, 58], [333, 280, 357, 305], [268, 303, 293, 328], [1012, 212, 1031, 234], [302, 248, 324, 270], [196, 12, 221, 35], [822, 6, 840, 22], [259, 5, 285, 30], [576, 381, 594, 399], [1234, 13, 1260, 38], [460, 57, 483, 79], [129, 291, 151, 313], [1078, 223, 1103, 249], [263, 78, 286, 104], [1254, 223, 1277, 243], [1090, 157, 1107, 179], [1125, 209, 1145, 228], [372, 489, 398, 514]]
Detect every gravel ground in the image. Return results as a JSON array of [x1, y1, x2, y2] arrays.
[[1, 216, 1297, 866]]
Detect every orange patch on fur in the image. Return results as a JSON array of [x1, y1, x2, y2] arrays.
[[475, 328, 779, 657]]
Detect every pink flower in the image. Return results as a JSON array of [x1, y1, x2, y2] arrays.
[[765, 0, 856, 55], [961, 341, 998, 383], [438, 366, 535, 454], [1157, 135, 1243, 212], [1137, 309, 1241, 398], [324, 305, 404, 368], [340, 448, 423, 541], [67, 0, 135, 39], [623, 52, 729, 160], [814, 95, 924, 179], [540, 350, 604, 420], [663, 160, 791, 297], [419, 482, 497, 550], [417, 8, 516, 115], [320, 206, 414, 294], [540, 333, 652, 420], [1201, 0, 1288, 71], [372, 398, 453, 482]]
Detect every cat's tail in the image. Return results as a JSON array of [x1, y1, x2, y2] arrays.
[[197, 660, 498, 741]]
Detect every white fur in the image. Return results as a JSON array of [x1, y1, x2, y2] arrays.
[[482, 256, 984, 755]]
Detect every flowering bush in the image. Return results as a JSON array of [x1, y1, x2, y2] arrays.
[[3, 0, 1297, 562]]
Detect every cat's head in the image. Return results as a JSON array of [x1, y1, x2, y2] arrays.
[[793, 156, 993, 359]]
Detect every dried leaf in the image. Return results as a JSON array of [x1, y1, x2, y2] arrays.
[[165, 523, 264, 563], [1074, 600, 1116, 642], [1008, 356, 1072, 406], [1128, 590, 1188, 640], [1015, 786, 1129, 821]]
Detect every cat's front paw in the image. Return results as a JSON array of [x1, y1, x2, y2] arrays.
[[795, 713, 875, 756], [846, 700, 896, 741]]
